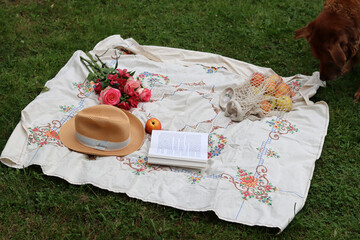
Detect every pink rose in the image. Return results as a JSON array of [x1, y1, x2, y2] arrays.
[[136, 88, 151, 102], [124, 80, 141, 96], [133, 77, 143, 86], [98, 86, 121, 105]]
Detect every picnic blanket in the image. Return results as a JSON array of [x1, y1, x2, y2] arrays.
[[0, 35, 329, 231]]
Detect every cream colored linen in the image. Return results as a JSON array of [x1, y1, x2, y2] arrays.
[[0, 35, 328, 231]]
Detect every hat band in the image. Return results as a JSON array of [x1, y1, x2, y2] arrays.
[[75, 131, 131, 151]]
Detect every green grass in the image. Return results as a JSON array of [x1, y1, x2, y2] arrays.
[[1, 0, 360, 239]]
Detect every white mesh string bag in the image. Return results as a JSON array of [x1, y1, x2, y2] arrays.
[[219, 73, 294, 121]]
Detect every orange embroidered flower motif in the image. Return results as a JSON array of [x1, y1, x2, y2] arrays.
[[133, 157, 149, 175], [266, 118, 299, 135], [44, 129, 60, 140], [137, 159, 145, 164], [240, 176, 259, 188]]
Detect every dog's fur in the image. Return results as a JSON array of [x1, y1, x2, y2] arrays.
[[295, 0, 360, 101]]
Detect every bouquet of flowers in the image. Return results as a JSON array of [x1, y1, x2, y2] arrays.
[[80, 52, 151, 110]]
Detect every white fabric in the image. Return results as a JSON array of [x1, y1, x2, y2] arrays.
[[75, 131, 130, 151], [0, 35, 329, 231]]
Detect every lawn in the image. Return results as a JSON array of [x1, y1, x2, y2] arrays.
[[0, 0, 359, 239]]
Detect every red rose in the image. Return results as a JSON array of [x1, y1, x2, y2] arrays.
[[108, 74, 123, 85], [107, 74, 117, 81], [117, 78, 128, 92], [94, 82, 102, 94], [128, 96, 139, 108], [116, 69, 127, 77], [117, 101, 130, 110]]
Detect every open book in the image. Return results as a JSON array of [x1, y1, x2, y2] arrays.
[[148, 130, 209, 169]]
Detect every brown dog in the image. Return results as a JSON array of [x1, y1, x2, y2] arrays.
[[295, 0, 360, 101]]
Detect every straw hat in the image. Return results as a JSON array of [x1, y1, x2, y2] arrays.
[[59, 105, 145, 156]]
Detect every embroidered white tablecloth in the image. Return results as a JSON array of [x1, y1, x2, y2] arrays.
[[0, 35, 329, 231]]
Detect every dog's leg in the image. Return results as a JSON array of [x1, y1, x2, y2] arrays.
[[343, 61, 353, 74], [346, 52, 360, 102], [355, 83, 360, 102]]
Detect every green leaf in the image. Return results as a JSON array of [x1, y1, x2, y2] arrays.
[[87, 72, 96, 81]]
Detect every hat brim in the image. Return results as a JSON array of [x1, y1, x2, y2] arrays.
[[59, 109, 145, 156]]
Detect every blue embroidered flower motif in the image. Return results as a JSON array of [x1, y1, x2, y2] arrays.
[[136, 71, 170, 87], [187, 173, 202, 184], [208, 133, 227, 159]]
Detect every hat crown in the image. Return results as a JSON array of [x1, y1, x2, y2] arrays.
[[75, 105, 130, 142]]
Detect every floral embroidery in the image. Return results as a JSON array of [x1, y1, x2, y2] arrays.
[[222, 166, 277, 205], [117, 156, 171, 175], [257, 147, 280, 158], [117, 48, 135, 56], [27, 121, 63, 147], [72, 80, 95, 98], [288, 79, 302, 91], [266, 148, 280, 158], [187, 172, 203, 184], [208, 133, 227, 159], [116, 155, 277, 206], [173, 81, 206, 87], [105, 49, 135, 62], [137, 72, 170, 87], [266, 118, 299, 140], [240, 175, 259, 188], [259, 196, 272, 205], [131, 156, 151, 175], [200, 65, 226, 74], [110, 48, 136, 60], [288, 79, 302, 97], [59, 105, 74, 113]]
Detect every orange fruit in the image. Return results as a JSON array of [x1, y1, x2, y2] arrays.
[[260, 100, 272, 114], [250, 73, 265, 87], [263, 78, 277, 95], [269, 74, 283, 87], [274, 82, 291, 98]]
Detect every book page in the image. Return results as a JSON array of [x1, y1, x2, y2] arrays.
[[148, 130, 209, 162]]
